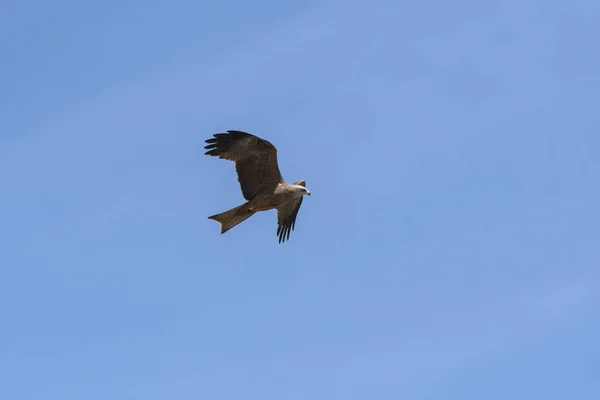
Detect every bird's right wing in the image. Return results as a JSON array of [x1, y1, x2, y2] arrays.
[[204, 130, 284, 200]]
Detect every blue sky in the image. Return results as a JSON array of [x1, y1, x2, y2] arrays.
[[1, 0, 599, 398]]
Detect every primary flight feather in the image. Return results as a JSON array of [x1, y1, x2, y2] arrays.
[[204, 130, 310, 243]]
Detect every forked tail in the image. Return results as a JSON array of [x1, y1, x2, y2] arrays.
[[208, 202, 256, 234]]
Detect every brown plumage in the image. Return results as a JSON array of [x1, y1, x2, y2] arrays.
[[204, 130, 310, 243]]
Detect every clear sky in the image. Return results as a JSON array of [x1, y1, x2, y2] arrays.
[[1, 0, 599, 399]]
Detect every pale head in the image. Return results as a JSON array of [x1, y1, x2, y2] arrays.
[[292, 184, 311, 197]]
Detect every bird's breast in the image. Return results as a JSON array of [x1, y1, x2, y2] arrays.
[[248, 194, 287, 211]]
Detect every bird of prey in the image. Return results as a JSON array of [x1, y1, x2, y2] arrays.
[[204, 130, 311, 243]]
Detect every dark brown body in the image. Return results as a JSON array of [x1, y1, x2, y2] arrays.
[[204, 130, 310, 243]]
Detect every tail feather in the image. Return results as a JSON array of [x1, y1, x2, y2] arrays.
[[208, 202, 256, 234]]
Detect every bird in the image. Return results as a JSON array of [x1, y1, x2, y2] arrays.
[[204, 130, 311, 243]]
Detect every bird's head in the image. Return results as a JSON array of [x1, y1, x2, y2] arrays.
[[291, 180, 310, 197], [295, 185, 311, 196]]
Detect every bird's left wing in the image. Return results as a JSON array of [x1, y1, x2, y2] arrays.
[[276, 180, 306, 243]]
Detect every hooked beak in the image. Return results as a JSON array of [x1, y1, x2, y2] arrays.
[[307, 191, 311, 196]]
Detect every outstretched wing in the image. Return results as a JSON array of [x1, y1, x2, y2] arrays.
[[204, 130, 284, 200], [276, 180, 306, 243]]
